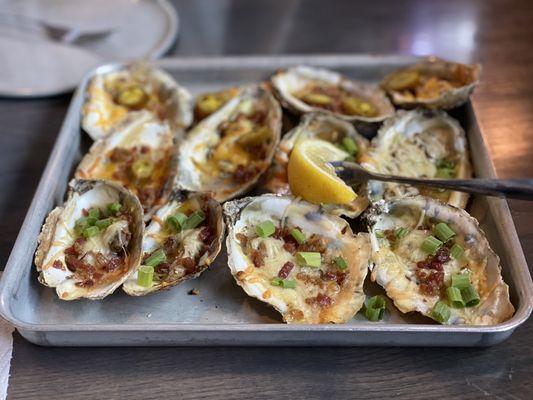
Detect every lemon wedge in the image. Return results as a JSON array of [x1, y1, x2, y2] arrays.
[[288, 139, 356, 204]]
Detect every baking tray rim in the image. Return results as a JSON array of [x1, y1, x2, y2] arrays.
[[0, 54, 531, 337]]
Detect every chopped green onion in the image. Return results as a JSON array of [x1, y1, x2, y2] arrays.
[[281, 279, 296, 289], [341, 137, 358, 155], [184, 210, 206, 230], [145, 249, 166, 268], [395, 227, 409, 240], [88, 208, 101, 219], [256, 220, 276, 238], [83, 225, 100, 238], [450, 243, 464, 259], [436, 168, 455, 179], [446, 286, 464, 308], [95, 218, 113, 231], [137, 265, 154, 287], [451, 273, 470, 290], [334, 256, 348, 270], [433, 222, 456, 242], [375, 230, 384, 238], [430, 301, 450, 324], [107, 202, 122, 216], [296, 252, 321, 268], [437, 158, 456, 170], [270, 278, 282, 286], [365, 295, 386, 321], [74, 217, 90, 235], [422, 235, 443, 255], [461, 285, 480, 307], [166, 213, 187, 233], [290, 228, 306, 244]]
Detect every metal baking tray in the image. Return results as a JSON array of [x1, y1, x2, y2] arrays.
[[0, 55, 531, 346]]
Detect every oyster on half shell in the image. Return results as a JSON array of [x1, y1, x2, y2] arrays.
[[82, 63, 193, 140], [361, 109, 472, 208], [365, 196, 514, 325], [123, 192, 224, 296], [76, 111, 178, 216], [224, 195, 371, 324], [34, 180, 144, 300], [380, 57, 481, 110], [264, 112, 370, 218], [271, 65, 394, 124], [175, 85, 282, 202]]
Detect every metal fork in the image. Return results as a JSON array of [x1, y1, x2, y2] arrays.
[[0, 12, 114, 44], [330, 161, 533, 201]]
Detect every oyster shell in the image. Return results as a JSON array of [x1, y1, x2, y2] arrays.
[[380, 57, 481, 109], [224, 194, 371, 324], [82, 63, 193, 140], [270, 65, 394, 123], [76, 111, 178, 216], [123, 192, 224, 296], [365, 196, 514, 325], [264, 112, 370, 217], [34, 180, 144, 300], [361, 109, 472, 208], [175, 85, 282, 202]]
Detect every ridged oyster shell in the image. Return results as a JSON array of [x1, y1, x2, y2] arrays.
[[76, 111, 178, 216], [264, 112, 370, 217], [365, 196, 514, 325], [361, 109, 472, 208], [34, 180, 144, 300], [271, 65, 394, 123], [224, 194, 371, 324], [175, 85, 282, 202], [82, 62, 193, 140], [380, 57, 481, 110], [123, 192, 224, 296]]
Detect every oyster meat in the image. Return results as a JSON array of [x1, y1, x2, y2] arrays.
[[34, 180, 144, 300], [271, 65, 394, 123], [264, 112, 370, 217], [381, 57, 481, 109], [123, 192, 224, 296], [365, 196, 514, 325], [175, 85, 282, 202], [76, 111, 177, 215], [82, 63, 192, 140], [361, 109, 472, 208], [224, 195, 371, 323]]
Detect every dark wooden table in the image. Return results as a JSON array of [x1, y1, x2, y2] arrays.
[[1, 0, 532, 398]]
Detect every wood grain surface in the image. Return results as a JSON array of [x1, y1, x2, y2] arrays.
[[1, 0, 532, 399]]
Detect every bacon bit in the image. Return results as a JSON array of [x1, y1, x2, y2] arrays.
[[298, 234, 327, 253], [103, 255, 122, 272], [233, 164, 259, 184], [82, 208, 89, 217], [109, 147, 136, 163], [335, 272, 347, 286], [64, 253, 86, 272], [296, 272, 325, 289], [305, 293, 332, 307], [283, 241, 297, 254], [278, 262, 294, 279], [236, 233, 248, 247], [75, 279, 94, 288], [199, 226, 214, 244], [262, 290, 272, 299], [137, 187, 159, 209], [236, 271, 246, 281], [415, 247, 449, 295], [155, 262, 171, 277], [178, 257, 196, 273], [341, 226, 348, 234], [140, 145, 150, 154], [52, 260, 64, 270], [163, 237, 176, 254], [250, 249, 264, 268], [321, 271, 337, 281], [248, 110, 266, 125], [286, 309, 304, 322]]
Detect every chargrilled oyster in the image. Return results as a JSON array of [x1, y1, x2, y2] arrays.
[[194, 87, 239, 121], [123, 192, 224, 296], [76, 111, 177, 215], [34, 180, 144, 300], [381, 57, 481, 109], [366, 196, 514, 325], [264, 112, 370, 217], [175, 85, 282, 202], [224, 195, 371, 324], [82, 63, 192, 140], [271, 65, 394, 124], [361, 110, 472, 208]]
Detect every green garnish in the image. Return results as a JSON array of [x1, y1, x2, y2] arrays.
[[334, 256, 348, 270], [74, 217, 90, 235], [450, 243, 464, 259], [184, 211, 206, 230], [83, 225, 100, 238], [437, 158, 456, 170], [446, 286, 464, 308], [436, 159, 456, 179], [166, 213, 187, 233], [451, 273, 470, 290], [395, 227, 409, 240], [270, 278, 282, 286], [365, 295, 386, 321], [375, 230, 384, 238], [144, 249, 166, 268], [431, 301, 450, 324], [107, 202, 122, 216], [296, 252, 321, 268], [461, 285, 480, 307], [433, 222, 456, 242], [137, 265, 154, 287], [270, 278, 296, 289], [88, 208, 101, 219], [95, 218, 113, 231], [341, 137, 358, 156], [290, 228, 306, 245], [256, 220, 276, 238], [421, 235, 443, 255]]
